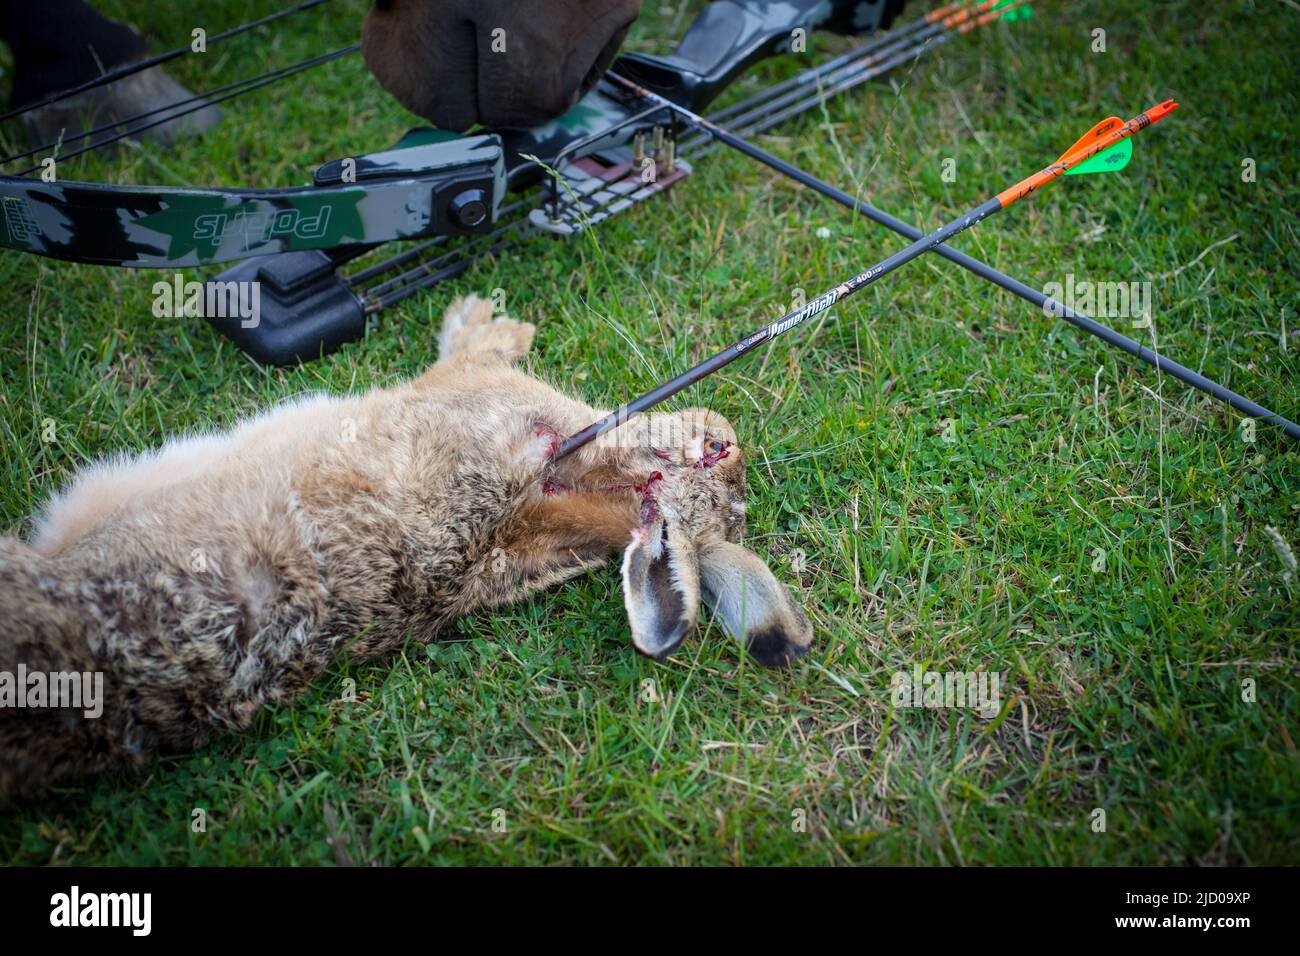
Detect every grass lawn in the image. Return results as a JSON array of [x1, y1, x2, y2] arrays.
[[0, 0, 1297, 865]]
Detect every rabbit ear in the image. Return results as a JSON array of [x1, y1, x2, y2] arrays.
[[621, 515, 700, 660], [698, 541, 813, 667]]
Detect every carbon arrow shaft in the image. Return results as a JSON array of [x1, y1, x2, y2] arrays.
[[557, 99, 1190, 458], [557, 196, 1002, 457], [567, 78, 1299, 447]]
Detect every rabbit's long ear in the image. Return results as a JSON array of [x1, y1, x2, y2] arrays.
[[697, 541, 813, 667], [621, 515, 700, 659]]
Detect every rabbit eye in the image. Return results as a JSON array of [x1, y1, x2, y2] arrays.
[[696, 438, 732, 470]]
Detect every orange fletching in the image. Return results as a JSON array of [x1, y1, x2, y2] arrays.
[[1053, 116, 1124, 165]]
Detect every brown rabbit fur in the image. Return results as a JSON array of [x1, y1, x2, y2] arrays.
[[0, 296, 811, 803]]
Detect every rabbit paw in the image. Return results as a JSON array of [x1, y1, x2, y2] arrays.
[[438, 295, 535, 364]]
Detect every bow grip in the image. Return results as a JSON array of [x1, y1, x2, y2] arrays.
[[614, 0, 907, 112]]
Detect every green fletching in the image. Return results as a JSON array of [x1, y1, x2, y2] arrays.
[[1065, 138, 1133, 176], [991, 0, 1033, 19]]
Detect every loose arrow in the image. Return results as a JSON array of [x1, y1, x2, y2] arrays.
[[557, 101, 1202, 457]]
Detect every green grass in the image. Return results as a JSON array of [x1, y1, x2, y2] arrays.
[[1, 0, 1297, 865]]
